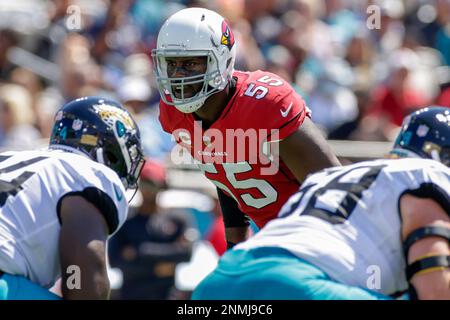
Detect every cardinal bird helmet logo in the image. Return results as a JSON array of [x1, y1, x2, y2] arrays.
[[221, 20, 235, 50]]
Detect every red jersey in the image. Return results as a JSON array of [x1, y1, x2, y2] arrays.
[[159, 70, 310, 228]]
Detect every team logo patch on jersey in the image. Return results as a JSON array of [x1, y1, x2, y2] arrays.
[[221, 20, 234, 50]]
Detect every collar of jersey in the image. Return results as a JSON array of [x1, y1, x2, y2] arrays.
[[47, 145, 92, 160]]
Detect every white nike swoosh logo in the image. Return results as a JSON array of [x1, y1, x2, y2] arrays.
[[280, 102, 293, 117]]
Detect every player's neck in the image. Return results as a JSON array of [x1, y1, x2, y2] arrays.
[[193, 80, 236, 129]]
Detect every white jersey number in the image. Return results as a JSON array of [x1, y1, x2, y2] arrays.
[[197, 161, 278, 209], [0, 155, 46, 207], [244, 75, 284, 100], [280, 164, 386, 224]]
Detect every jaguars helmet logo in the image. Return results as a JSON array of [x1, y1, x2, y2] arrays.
[[92, 103, 136, 131]]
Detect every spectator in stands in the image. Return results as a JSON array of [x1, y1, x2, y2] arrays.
[[0, 29, 18, 80], [118, 76, 152, 117], [434, 0, 450, 66], [436, 67, 450, 107], [437, 85, 450, 107], [370, 49, 426, 126], [0, 84, 41, 150], [360, 49, 428, 140]]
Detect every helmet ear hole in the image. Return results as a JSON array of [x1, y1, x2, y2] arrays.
[[104, 149, 127, 182], [104, 150, 118, 165]]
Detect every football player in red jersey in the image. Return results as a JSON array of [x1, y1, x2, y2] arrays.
[[152, 8, 340, 248]]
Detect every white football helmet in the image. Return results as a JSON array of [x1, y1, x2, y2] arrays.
[[152, 7, 237, 113]]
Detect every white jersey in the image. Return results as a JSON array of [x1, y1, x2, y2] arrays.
[[236, 158, 450, 296], [0, 149, 128, 288]]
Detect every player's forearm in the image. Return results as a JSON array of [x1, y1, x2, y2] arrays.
[[61, 267, 111, 300], [58, 195, 112, 299], [225, 226, 249, 248], [217, 187, 250, 248], [60, 239, 111, 300], [400, 195, 450, 299], [408, 237, 450, 300]]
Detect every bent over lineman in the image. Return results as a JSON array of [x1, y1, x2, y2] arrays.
[[193, 107, 450, 300]]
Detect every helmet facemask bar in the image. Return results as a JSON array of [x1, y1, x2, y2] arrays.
[[152, 49, 225, 112], [123, 134, 146, 189], [110, 121, 145, 190]]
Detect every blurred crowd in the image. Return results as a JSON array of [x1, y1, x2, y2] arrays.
[[0, 0, 449, 299]]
